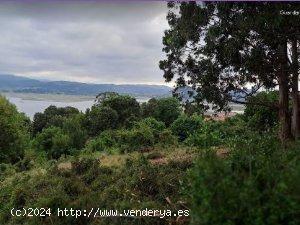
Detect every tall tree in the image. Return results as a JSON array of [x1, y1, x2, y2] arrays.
[[291, 38, 300, 139], [160, 2, 300, 141]]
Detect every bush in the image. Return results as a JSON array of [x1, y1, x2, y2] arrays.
[[85, 125, 156, 154], [34, 126, 71, 159], [0, 96, 29, 164], [62, 114, 88, 150], [184, 124, 220, 148], [141, 97, 181, 126], [158, 129, 178, 147], [85, 106, 118, 136], [244, 91, 278, 131], [115, 126, 155, 153], [188, 133, 300, 225], [85, 130, 116, 152], [171, 114, 203, 141], [101, 95, 141, 127], [32, 105, 79, 135], [133, 117, 166, 138]]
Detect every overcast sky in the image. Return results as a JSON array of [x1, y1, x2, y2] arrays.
[[0, 1, 170, 85]]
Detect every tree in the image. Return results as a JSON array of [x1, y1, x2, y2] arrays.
[[141, 98, 159, 118], [101, 94, 141, 127], [171, 114, 203, 141], [34, 126, 70, 159], [62, 114, 88, 149], [141, 97, 181, 126], [160, 2, 300, 141], [85, 106, 118, 136], [244, 91, 279, 132], [0, 96, 29, 163], [32, 105, 80, 135]]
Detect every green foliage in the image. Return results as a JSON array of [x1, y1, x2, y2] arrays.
[[244, 91, 278, 131], [0, 96, 29, 164], [0, 156, 189, 225], [114, 127, 155, 153], [133, 117, 166, 138], [101, 94, 141, 127], [160, 2, 300, 114], [32, 105, 79, 135], [85, 106, 118, 136], [188, 133, 300, 225], [34, 126, 71, 159], [158, 129, 178, 147], [62, 114, 88, 150], [85, 118, 176, 153], [184, 122, 221, 148], [84, 130, 116, 153], [171, 114, 203, 141], [141, 97, 181, 126]]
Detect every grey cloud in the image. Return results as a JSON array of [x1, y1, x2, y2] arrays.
[[0, 1, 169, 84]]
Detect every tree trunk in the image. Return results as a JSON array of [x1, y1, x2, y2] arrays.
[[291, 38, 299, 140], [277, 41, 292, 142]]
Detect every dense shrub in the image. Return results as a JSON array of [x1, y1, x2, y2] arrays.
[[84, 130, 116, 153], [85, 106, 118, 136], [115, 127, 155, 153], [171, 114, 203, 141], [158, 129, 178, 147], [184, 124, 221, 148], [133, 117, 166, 138], [86, 118, 174, 153], [62, 114, 88, 150], [101, 95, 141, 127], [0, 96, 29, 164], [32, 105, 80, 135], [34, 126, 71, 159], [0, 156, 189, 225], [188, 133, 300, 225], [85, 124, 176, 154], [244, 91, 278, 131], [141, 97, 181, 126]]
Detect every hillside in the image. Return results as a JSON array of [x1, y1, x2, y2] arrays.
[[0, 74, 172, 97]]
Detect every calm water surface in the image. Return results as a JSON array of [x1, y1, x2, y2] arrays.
[[7, 96, 94, 119], [7, 96, 150, 120], [6, 95, 243, 120]]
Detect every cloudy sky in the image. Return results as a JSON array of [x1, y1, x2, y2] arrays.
[[0, 1, 170, 85]]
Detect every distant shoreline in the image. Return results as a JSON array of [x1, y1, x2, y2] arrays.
[[1, 92, 94, 102]]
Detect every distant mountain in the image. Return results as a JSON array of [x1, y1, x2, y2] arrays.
[[0, 74, 172, 97]]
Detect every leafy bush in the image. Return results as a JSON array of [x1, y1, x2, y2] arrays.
[[184, 125, 220, 148], [62, 114, 88, 150], [244, 91, 278, 131], [158, 129, 178, 147], [188, 133, 300, 225], [101, 95, 141, 127], [0, 156, 189, 225], [85, 118, 174, 154], [115, 126, 155, 153], [32, 105, 80, 135], [34, 126, 71, 159], [85, 130, 116, 152], [133, 117, 166, 138], [141, 97, 181, 126], [171, 114, 203, 141], [85, 106, 118, 136], [0, 96, 29, 164], [85, 125, 155, 154]]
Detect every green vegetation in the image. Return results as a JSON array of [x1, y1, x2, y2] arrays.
[[0, 91, 299, 225], [189, 133, 300, 225], [244, 91, 279, 132], [1, 2, 300, 225], [0, 96, 29, 164]]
